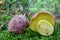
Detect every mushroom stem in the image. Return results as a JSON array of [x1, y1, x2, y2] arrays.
[[36, 20, 54, 36]]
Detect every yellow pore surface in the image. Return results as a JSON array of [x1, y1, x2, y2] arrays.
[[30, 12, 55, 31]]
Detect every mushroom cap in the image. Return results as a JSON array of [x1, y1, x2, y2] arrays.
[[8, 15, 29, 34], [30, 11, 55, 31]]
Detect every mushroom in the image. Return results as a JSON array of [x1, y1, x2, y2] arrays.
[[30, 10, 55, 36], [8, 14, 29, 34]]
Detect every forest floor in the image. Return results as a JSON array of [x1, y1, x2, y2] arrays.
[[0, 15, 60, 40]]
